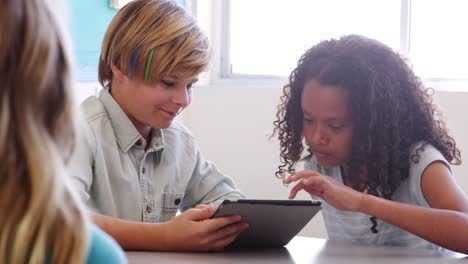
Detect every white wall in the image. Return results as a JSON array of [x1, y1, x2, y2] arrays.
[[180, 85, 468, 238]]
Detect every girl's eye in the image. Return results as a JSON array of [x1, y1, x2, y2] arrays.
[[187, 83, 193, 90], [161, 80, 175, 87], [303, 117, 314, 123], [329, 124, 343, 131]]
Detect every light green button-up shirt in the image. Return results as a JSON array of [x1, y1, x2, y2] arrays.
[[69, 88, 245, 222]]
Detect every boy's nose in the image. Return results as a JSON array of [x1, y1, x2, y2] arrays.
[[173, 88, 190, 108]]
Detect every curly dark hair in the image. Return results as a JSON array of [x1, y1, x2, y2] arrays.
[[272, 34, 461, 199]]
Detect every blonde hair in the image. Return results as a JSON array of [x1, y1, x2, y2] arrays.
[[0, 0, 88, 263], [99, 0, 210, 86]]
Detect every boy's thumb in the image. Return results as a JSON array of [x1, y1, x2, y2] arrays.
[[186, 205, 217, 221]]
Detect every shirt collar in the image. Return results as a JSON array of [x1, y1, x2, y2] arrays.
[[99, 87, 165, 153]]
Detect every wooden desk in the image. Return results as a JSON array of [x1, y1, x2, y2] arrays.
[[126, 236, 466, 263]]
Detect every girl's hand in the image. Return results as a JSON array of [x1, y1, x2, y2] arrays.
[[284, 170, 365, 212]]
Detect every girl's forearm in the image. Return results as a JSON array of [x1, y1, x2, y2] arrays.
[[359, 194, 468, 254]]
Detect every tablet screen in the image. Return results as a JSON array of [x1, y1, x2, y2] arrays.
[[211, 199, 321, 248]]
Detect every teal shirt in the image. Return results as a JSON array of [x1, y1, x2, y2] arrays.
[[86, 224, 127, 263]]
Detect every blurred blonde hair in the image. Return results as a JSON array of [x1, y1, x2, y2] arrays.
[[99, 0, 210, 86], [0, 0, 88, 263]]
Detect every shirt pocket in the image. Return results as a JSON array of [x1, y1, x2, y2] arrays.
[[161, 192, 184, 222]]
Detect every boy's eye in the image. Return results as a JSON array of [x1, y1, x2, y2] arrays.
[[161, 80, 175, 87]]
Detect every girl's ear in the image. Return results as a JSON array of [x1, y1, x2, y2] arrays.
[[110, 64, 129, 82]]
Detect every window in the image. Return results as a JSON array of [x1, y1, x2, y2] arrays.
[[109, 0, 134, 9], [212, 0, 468, 82], [228, 0, 401, 77], [410, 0, 468, 80]]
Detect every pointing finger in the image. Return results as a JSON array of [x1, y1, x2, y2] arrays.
[[284, 170, 320, 184], [289, 180, 305, 199]]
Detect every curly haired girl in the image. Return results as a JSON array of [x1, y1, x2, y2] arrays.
[[274, 34, 468, 254]]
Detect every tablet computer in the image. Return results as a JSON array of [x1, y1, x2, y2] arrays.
[[211, 199, 321, 248]]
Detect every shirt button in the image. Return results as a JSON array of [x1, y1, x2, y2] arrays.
[[142, 167, 146, 174], [146, 204, 152, 213], [174, 198, 181, 206], [136, 140, 142, 146]]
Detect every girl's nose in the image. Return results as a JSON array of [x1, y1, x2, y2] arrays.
[[311, 125, 328, 145]]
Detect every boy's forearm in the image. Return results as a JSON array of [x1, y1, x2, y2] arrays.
[[91, 212, 171, 251]]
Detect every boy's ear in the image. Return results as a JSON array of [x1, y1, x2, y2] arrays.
[[110, 64, 129, 82]]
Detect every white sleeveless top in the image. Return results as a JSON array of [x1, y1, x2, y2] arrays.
[[305, 142, 449, 250]]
